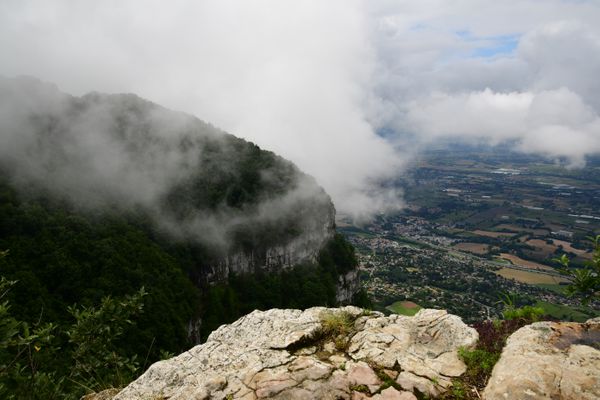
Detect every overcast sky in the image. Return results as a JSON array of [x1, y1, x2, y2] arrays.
[[1, 0, 599, 218]]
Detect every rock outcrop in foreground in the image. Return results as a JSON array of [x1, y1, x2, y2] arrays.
[[91, 308, 600, 400], [485, 318, 600, 400], [114, 307, 478, 399]]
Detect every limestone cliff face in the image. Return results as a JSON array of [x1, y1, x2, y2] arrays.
[[204, 205, 336, 282], [336, 269, 361, 304], [109, 307, 478, 400]]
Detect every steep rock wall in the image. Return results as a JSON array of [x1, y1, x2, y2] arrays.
[[204, 207, 336, 282], [335, 269, 361, 304]]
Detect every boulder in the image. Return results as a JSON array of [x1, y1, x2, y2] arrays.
[[484, 319, 600, 400], [110, 307, 476, 399], [348, 309, 478, 397]]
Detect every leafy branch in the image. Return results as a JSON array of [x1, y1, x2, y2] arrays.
[[553, 234, 600, 305]]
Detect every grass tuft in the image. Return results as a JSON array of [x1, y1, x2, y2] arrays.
[[319, 310, 354, 337]]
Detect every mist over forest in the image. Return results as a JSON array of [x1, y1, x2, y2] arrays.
[[0, 76, 333, 254]]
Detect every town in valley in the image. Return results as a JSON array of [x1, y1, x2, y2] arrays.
[[339, 146, 600, 322]]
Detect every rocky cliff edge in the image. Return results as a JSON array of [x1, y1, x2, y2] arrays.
[[89, 308, 600, 400], [110, 307, 477, 400]]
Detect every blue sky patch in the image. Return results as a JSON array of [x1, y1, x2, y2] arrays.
[[472, 35, 519, 58], [454, 30, 520, 58]]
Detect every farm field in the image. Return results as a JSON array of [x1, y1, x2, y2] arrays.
[[535, 301, 599, 322], [526, 239, 557, 253], [552, 239, 592, 258], [535, 283, 568, 295], [498, 253, 556, 272], [524, 238, 593, 261], [453, 242, 489, 255], [473, 230, 516, 238], [493, 224, 550, 236], [386, 301, 422, 316], [494, 267, 567, 284]]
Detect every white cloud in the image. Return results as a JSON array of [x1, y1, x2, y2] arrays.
[[404, 87, 600, 166], [1, 0, 600, 218], [367, 1, 600, 169], [0, 0, 405, 219], [405, 89, 533, 140], [518, 21, 600, 109]]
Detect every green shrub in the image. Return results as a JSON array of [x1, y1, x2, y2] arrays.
[[0, 268, 148, 400], [458, 348, 499, 380], [553, 234, 600, 305], [66, 287, 147, 392], [449, 380, 467, 399], [443, 316, 532, 399], [502, 305, 544, 321], [497, 291, 544, 322]]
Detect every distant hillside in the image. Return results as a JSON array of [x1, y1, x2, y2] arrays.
[[0, 77, 361, 363]]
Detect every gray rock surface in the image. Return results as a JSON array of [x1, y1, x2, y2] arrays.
[[112, 307, 477, 399], [336, 269, 361, 304], [484, 320, 600, 400]]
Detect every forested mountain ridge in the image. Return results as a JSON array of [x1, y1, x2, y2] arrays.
[[0, 76, 362, 396], [0, 76, 335, 268]]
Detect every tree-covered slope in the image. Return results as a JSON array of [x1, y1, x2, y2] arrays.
[[0, 77, 360, 370], [0, 181, 199, 354], [0, 76, 334, 265]]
